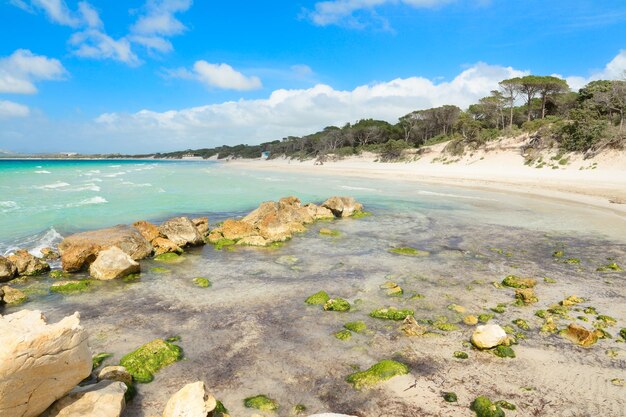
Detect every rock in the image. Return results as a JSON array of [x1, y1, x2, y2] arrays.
[[119, 339, 183, 383], [132, 220, 161, 243], [206, 232, 223, 244], [307, 415, 357, 417], [0, 256, 17, 282], [42, 380, 127, 417], [0, 287, 3, 303], [322, 196, 363, 218], [0, 285, 27, 304], [242, 198, 314, 242], [346, 360, 409, 390], [162, 381, 216, 417], [304, 203, 335, 220], [400, 315, 427, 336], [40, 247, 60, 260], [58, 225, 152, 272], [152, 237, 183, 256], [159, 217, 204, 247], [515, 288, 538, 304], [236, 235, 268, 247], [471, 324, 507, 349], [8, 249, 50, 276], [464, 315, 479, 325], [564, 323, 602, 347], [97, 366, 133, 386], [0, 310, 91, 417], [192, 217, 210, 236], [89, 247, 140, 280], [220, 219, 257, 241]]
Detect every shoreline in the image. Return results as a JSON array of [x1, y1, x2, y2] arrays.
[[225, 150, 626, 216]]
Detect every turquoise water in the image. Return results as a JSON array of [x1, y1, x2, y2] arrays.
[[1, 158, 625, 256]]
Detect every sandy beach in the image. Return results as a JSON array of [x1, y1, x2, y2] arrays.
[[227, 138, 626, 216]]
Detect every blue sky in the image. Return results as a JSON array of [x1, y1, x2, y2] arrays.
[[1, 0, 626, 153]]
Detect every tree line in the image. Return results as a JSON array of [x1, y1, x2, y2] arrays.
[[148, 75, 626, 161]]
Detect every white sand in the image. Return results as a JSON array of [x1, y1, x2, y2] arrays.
[[227, 137, 626, 215]]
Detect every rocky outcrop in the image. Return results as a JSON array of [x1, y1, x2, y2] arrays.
[[236, 235, 268, 246], [58, 225, 152, 272], [219, 219, 257, 240], [159, 217, 204, 247], [132, 220, 161, 243], [0, 256, 17, 282], [89, 247, 140, 280], [192, 217, 210, 236], [40, 247, 60, 261], [304, 203, 335, 220], [152, 237, 183, 256], [0, 285, 27, 305], [97, 366, 133, 386], [471, 324, 507, 349], [322, 196, 363, 217], [0, 310, 92, 417], [8, 249, 50, 276], [162, 381, 216, 417], [42, 380, 127, 417]]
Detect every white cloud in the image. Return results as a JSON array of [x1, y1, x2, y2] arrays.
[[94, 62, 523, 149], [564, 49, 626, 90], [70, 30, 140, 66], [307, 0, 456, 26], [0, 100, 30, 118], [129, 0, 192, 53], [167, 61, 263, 91], [0, 49, 67, 94]]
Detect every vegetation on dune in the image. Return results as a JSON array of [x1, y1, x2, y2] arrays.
[[134, 76, 626, 162]]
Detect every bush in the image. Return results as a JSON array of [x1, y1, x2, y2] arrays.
[[379, 140, 411, 161], [558, 109, 609, 152]]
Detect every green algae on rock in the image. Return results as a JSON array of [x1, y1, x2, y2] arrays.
[[1, 286, 27, 304], [293, 404, 307, 414], [243, 394, 279, 412], [323, 298, 351, 312], [370, 307, 414, 321], [305, 290, 330, 305], [501, 275, 536, 289], [552, 250, 564, 258], [49, 270, 70, 279], [388, 247, 430, 256], [319, 228, 341, 237], [50, 279, 92, 294], [344, 321, 367, 333], [153, 252, 181, 262], [595, 315, 617, 327], [493, 345, 516, 358], [478, 313, 494, 323], [620, 328, 626, 341], [119, 338, 183, 383], [443, 392, 458, 402], [470, 396, 506, 417], [490, 303, 507, 314], [192, 277, 211, 288], [213, 238, 236, 250], [92, 352, 113, 369], [380, 281, 403, 296], [346, 359, 409, 390], [334, 329, 352, 341], [496, 401, 516, 411], [512, 319, 530, 330], [597, 262, 623, 272], [453, 351, 469, 359], [150, 267, 170, 274]]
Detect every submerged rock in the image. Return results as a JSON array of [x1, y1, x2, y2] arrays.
[[400, 315, 427, 336], [322, 196, 363, 218], [370, 307, 414, 321], [163, 381, 217, 417], [58, 225, 152, 272], [0, 310, 91, 417], [514, 288, 538, 305], [346, 360, 409, 390], [42, 380, 127, 417], [0, 285, 27, 305], [471, 324, 507, 349], [501, 275, 536, 289], [305, 290, 330, 305], [470, 396, 505, 417], [323, 298, 351, 312], [89, 247, 140, 280], [388, 247, 430, 256], [8, 249, 50, 276], [159, 217, 204, 247], [563, 323, 603, 347], [50, 280, 92, 294], [0, 256, 17, 282], [344, 321, 367, 333], [119, 339, 183, 383], [243, 394, 278, 412]]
